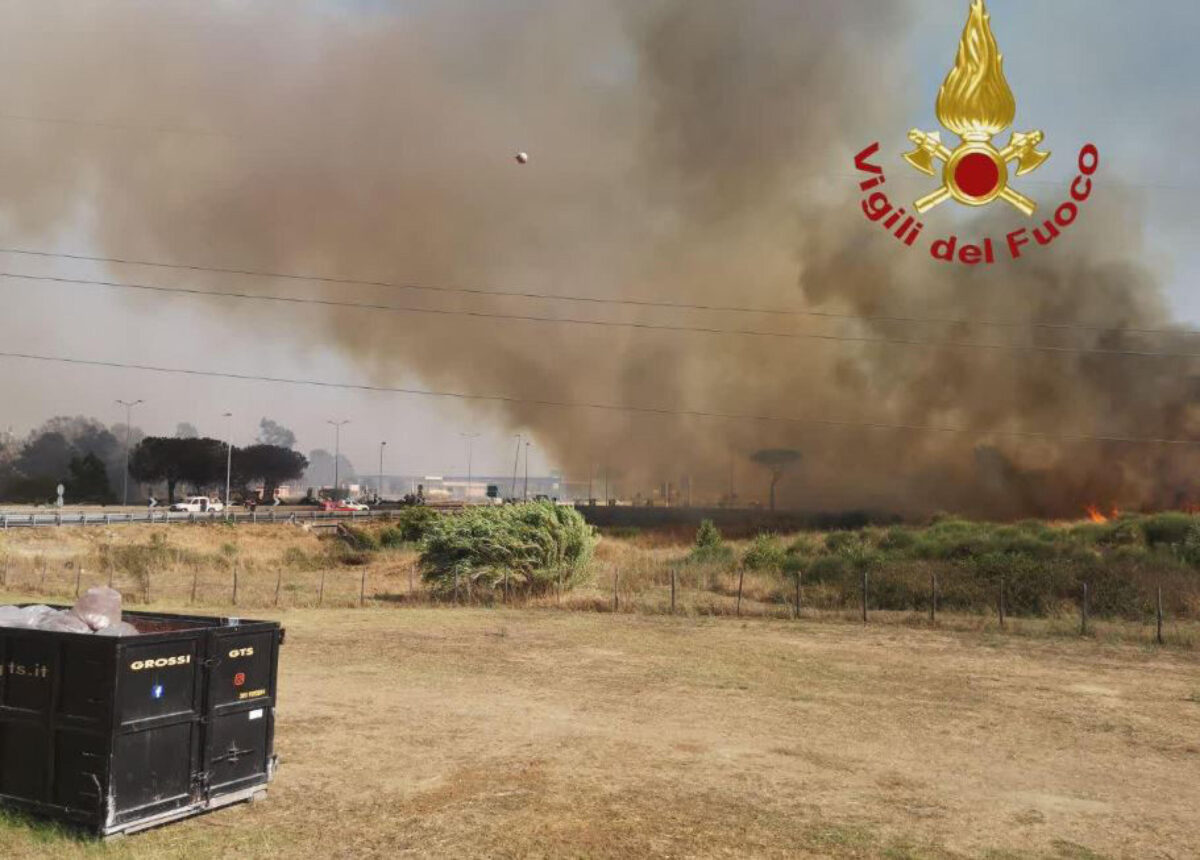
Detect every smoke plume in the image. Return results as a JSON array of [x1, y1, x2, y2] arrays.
[[0, 0, 1195, 517]]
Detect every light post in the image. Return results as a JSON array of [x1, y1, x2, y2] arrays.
[[223, 412, 233, 506], [115, 399, 144, 506], [461, 433, 479, 504], [511, 434, 522, 500], [327, 420, 350, 500], [523, 441, 531, 501], [378, 441, 387, 504]]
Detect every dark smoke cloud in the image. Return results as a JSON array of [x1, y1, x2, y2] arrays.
[[0, 0, 1195, 517]]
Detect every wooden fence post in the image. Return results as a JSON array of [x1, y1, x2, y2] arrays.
[[1156, 585, 1164, 646], [613, 570, 619, 613], [861, 568, 868, 624], [670, 569, 676, 614], [39, 561, 46, 592], [318, 570, 326, 607], [1080, 582, 1089, 636], [503, 570, 509, 605], [75, 566, 82, 598], [794, 570, 802, 620], [275, 569, 283, 608], [736, 568, 745, 618], [191, 567, 199, 605], [930, 573, 937, 623], [1, 560, 8, 588], [232, 562, 239, 606], [360, 569, 367, 607], [145, 571, 151, 605]]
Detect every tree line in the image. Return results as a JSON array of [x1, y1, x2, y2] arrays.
[[0, 416, 340, 505]]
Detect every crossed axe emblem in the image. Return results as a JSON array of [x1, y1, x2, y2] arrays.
[[904, 129, 1050, 216]]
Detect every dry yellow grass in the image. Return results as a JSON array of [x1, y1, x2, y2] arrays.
[[0, 601, 1196, 858]]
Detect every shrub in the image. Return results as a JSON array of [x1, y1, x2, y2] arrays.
[[394, 507, 442, 543], [824, 531, 861, 554], [340, 525, 379, 552], [691, 520, 733, 563], [378, 526, 407, 549], [1183, 523, 1200, 567], [878, 527, 917, 553], [420, 502, 596, 596], [742, 534, 786, 571], [1141, 513, 1197, 547]]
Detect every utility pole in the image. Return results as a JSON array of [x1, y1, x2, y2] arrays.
[[327, 420, 350, 499], [461, 433, 479, 504], [223, 412, 233, 506], [116, 399, 144, 506], [523, 441, 531, 501], [378, 441, 387, 503], [511, 434, 522, 499]]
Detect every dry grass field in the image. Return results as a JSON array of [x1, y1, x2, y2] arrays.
[[0, 602, 1196, 858]]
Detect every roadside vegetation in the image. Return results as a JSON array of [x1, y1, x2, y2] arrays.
[[0, 510, 1196, 637]]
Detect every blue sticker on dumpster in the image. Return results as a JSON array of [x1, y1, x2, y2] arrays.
[[151, 684, 164, 699]]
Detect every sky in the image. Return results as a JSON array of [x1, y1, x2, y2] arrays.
[[0, 0, 1195, 490]]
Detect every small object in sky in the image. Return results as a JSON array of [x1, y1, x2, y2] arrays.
[[515, 151, 529, 165]]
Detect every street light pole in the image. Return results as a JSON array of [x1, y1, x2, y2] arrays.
[[378, 441, 387, 504], [523, 442, 531, 501], [327, 420, 350, 499], [461, 433, 479, 504], [511, 434, 522, 500], [115, 399, 144, 506], [223, 412, 233, 506]]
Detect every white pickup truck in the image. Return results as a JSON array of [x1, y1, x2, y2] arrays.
[[169, 496, 225, 513]]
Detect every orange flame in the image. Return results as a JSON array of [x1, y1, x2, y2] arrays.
[[936, 0, 1016, 140], [1085, 505, 1121, 523]]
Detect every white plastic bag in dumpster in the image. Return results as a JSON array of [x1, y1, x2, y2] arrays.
[[95, 621, 139, 637], [0, 591, 140, 636], [37, 610, 92, 634], [70, 586, 122, 631], [15, 605, 55, 628]]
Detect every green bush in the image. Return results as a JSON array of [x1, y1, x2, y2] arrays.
[[1183, 523, 1200, 567], [420, 502, 596, 596], [824, 531, 861, 554], [378, 526, 408, 549], [340, 525, 379, 552], [393, 507, 442, 543], [1141, 513, 1197, 547], [742, 534, 786, 571], [691, 520, 733, 563]]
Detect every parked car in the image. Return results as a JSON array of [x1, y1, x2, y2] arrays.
[[321, 499, 369, 512], [169, 496, 225, 513]]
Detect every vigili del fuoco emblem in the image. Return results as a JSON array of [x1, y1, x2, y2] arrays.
[[903, 0, 1050, 216]]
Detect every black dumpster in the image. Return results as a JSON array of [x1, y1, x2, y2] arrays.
[[0, 607, 282, 837]]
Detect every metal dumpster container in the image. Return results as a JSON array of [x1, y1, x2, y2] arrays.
[[0, 607, 283, 837]]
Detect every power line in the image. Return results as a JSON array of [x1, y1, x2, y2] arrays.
[[1, 244, 1196, 340], [5, 270, 1200, 362], [0, 349, 1195, 448]]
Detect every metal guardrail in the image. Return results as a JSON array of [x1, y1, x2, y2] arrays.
[[0, 509, 396, 530]]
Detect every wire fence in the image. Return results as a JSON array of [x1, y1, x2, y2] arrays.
[[0, 554, 1190, 648]]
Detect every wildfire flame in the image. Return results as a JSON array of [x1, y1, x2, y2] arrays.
[[1085, 505, 1121, 524], [936, 0, 1016, 141]]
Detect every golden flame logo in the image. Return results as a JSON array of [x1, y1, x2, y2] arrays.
[[937, 0, 1015, 140], [903, 0, 1049, 215]]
